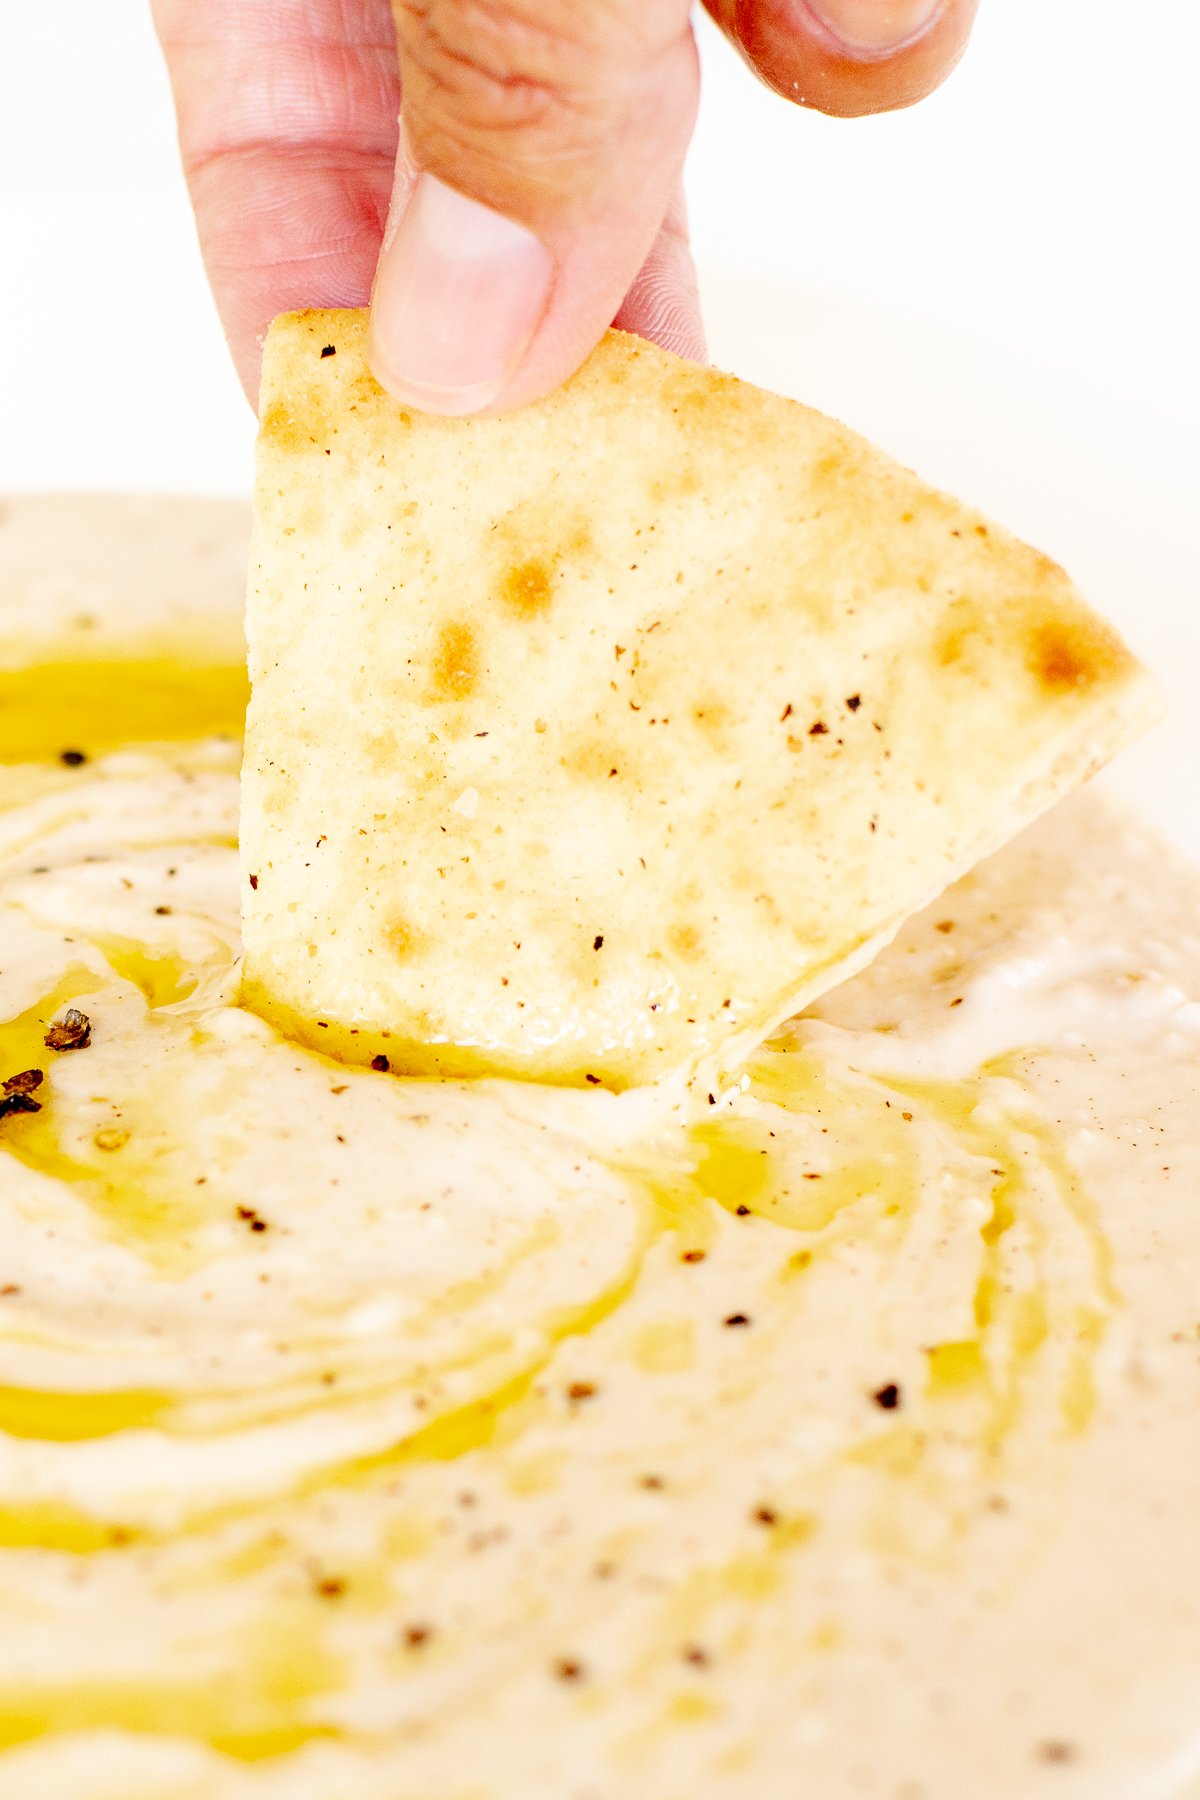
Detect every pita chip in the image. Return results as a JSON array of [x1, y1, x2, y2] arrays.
[[240, 310, 1159, 1090]]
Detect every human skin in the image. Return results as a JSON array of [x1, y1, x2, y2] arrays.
[[152, 0, 980, 414]]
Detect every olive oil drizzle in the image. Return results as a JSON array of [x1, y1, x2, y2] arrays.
[[0, 653, 248, 766]]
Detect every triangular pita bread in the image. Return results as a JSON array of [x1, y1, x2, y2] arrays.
[[241, 310, 1159, 1089]]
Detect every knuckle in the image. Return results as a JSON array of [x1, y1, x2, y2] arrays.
[[395, 0, 688, 175], [396, 0, 598, 135], [394, 0, 695, 224]]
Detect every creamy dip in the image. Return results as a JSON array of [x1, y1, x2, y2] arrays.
[[1, 496, 1199, 1799]]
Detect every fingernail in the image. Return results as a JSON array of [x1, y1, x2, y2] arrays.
[[807, 0, 941, 52], [368, 172, 554, 415]]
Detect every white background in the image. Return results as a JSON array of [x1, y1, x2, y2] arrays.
[[1, 0, 1196, 491], [0, 0, 1197, 837]]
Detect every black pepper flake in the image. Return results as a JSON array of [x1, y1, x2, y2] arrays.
[[0, 1069, 44, 1120], [735, 1204, 751, 1217], [681, 1249, 706, 1264], [593, 935, 604, 950], [236, 1205, 269, 1234], [44, 1008, 91, 1052], [753, 1506, 778, 1527], [723, 1312, 751, 1327], [154, 905, 172, 916], [780, 702, 793, 721], [59, 748, 87, 767], [584, 1073, 602, 1085], [371, 1054, 390, 1072], [808, 721, 828, 737], [846, 694, 862, 710], [0, 1097, 39, 1122], [248, 873, 259, 890], [874, 1382, 902, 1411], [567, 1381, 596, 1402], [320, 344, 337, 358]]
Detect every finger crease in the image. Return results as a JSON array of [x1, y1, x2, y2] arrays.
[[186, 137, 396, 181]]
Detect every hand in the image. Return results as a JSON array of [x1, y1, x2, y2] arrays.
[[153, 0, 979, 415]]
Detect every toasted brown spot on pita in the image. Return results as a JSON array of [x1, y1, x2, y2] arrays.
[[650, 464, 701, 503], [1027, 619, 1125, 693], [363, 731, 399, 773], [431, 620, 479, 699], [936, 623, 975, 669], [562, 734, 625, 783], [261, 402, 315, 455], [260, 779, 292, 818], [812, 443, 865, 489], [297, 499, 326, 540], [500, 557, 554, 617], [668, 922, 704, 961], [691, 698, 730, 741], [495, 502, 591, 581], [386, 916, 423, 961]]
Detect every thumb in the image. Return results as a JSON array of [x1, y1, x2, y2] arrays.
[[367, 0, 699, 414]]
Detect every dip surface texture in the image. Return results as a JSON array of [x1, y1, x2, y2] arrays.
[[1, 497, 1200, 1798]]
